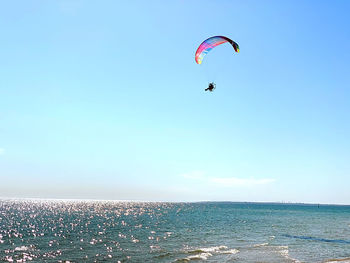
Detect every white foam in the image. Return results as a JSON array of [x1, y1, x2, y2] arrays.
[[186, 252, 213, 260], [178, 245, 239, 261], [219, 248, 240, 254], [253, 242, 268, 247], [199, 245, 228, 253], [275, 245, 301, 263]]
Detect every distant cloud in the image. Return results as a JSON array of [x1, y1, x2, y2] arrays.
[[0, 148, 4, 155], [180, 170, 275, 187]]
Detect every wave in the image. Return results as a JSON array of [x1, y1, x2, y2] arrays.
[[248, 244, 301, 263], [219, 249, 240, 254], [175, 245, 239, 262], [185, 252, 213, 261], [253, 242, 269, 247], [174, 253, 213, 262], [271, 245, 301, 263], [188, 245, 239, 255], [188, 245, 228, 253]]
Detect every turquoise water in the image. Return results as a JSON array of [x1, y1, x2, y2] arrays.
[[1, 200, 350, 262]]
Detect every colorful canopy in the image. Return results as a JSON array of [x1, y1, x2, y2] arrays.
[[195, 36, 239, 64]]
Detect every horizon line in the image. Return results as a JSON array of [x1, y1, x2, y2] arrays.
[[1, 197, 349, 206]]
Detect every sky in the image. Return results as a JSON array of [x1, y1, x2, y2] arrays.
[[1, 0, 350, 204]]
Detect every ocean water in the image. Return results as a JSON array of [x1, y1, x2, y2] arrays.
[[1, 200, 350, 262]]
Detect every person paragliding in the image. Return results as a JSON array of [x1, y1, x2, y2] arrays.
[[195, 36, 239, 92], [205, 82, 216, 92]]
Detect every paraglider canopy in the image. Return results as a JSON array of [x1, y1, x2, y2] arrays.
[[195, 36, 239, 64]]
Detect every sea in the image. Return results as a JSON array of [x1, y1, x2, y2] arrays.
[[1, 199, 350, 262]]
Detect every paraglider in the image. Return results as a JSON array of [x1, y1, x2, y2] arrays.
[[195, 36, 239, 91], [205, 82, 216, 92]]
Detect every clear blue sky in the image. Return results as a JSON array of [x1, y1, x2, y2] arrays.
[[1, 0, 350, 203]]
